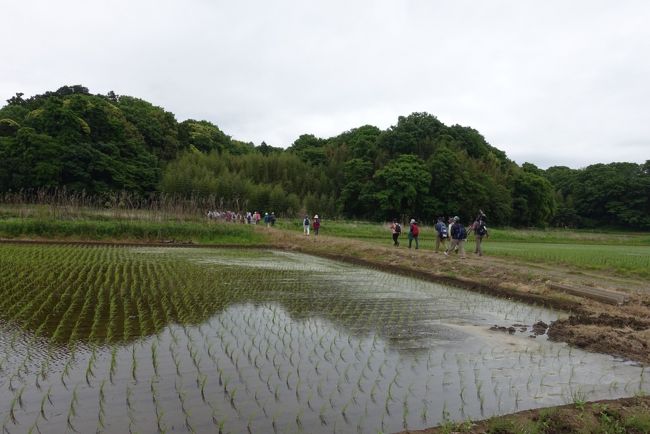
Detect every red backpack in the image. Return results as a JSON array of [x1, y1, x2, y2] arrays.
[[411, 224, 419, 236]]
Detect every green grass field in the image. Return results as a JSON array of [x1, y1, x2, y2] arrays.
[[277, 219, 650, 279], [277, 218, 650, 244]]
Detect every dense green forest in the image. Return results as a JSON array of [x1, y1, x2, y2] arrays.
[[1, 86, 648, 228]]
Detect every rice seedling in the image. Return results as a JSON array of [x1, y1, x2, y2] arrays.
[[37, 385, 53, 422], [66, 384, 80, 432], [7, 394, 19, 425], [130, 345, 138, 383], [402, 393, 410, 429], [85, 347, 97, 386], [318, 403, 328, 426], [1, 245, 648, 433]]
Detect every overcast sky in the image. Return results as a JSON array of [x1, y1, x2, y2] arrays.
[[2, 0, 649, 168]]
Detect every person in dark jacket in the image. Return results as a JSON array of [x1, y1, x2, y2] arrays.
[[445, 216, 466, 258], [434, 216, 448, 253]]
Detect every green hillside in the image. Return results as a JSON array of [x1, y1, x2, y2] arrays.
[[1, 85, 648, 228]]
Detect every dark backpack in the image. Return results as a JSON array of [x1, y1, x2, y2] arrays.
[[395, 223, 401, 234], [458, 224, 467, 239], [476, 222, 487, 236], [437, 222, 448, 238]]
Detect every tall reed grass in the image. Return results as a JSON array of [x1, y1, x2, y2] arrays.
[[0, 188, 251, 221]]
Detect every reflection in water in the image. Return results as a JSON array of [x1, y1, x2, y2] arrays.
[[0, 246, 648, 433]]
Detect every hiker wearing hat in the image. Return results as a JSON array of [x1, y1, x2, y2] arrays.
[[408, 218, 420, 249], [469, 211, 488, 256], [313, 215, 320, 236], [445, 216, 467, 258]]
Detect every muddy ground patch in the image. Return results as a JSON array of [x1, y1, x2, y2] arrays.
[[548, 313, 650, 364]]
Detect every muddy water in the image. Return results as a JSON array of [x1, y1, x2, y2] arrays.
[[0, 247, 648, 433]]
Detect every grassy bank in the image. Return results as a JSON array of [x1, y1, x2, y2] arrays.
[[2, 213, 649, 278], [0, 217, 268, 245], [416, 396, 650, 434], [488, 242, 650, 279], [277, 219, 650, 245], [277, 219, 650, 279]]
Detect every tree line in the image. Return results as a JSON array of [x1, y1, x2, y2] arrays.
[[1, 86, 648, 228]]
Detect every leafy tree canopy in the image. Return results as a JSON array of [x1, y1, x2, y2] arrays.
[[178, 119, 233, 154], [0, 86, 186, 194], [2, 85, 646, 228], [372, 154, 432, 219]]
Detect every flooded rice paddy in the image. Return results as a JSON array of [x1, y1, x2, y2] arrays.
[[0, 245, 648, 433]]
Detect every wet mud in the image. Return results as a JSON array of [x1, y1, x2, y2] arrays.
[[549, 313, 650, 364], [402, 395, 650, 434]]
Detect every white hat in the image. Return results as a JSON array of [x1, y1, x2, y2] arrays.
[[410, 219, 416, 224], [314, 214, 319, 218]]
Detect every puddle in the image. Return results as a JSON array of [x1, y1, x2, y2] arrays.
[[0, 246, 647, 433]]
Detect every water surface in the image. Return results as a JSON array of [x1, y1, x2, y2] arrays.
[[0, 246, 647, 433]]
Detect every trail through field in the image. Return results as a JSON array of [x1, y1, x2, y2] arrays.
[[271, 228, 650, 294]]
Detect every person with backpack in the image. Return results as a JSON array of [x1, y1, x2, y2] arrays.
[[434, 216, 448, 253], [303, 215, 310, 235], [408, 219, 420, 249], [445, 216, 466, 258], [313, 214, 320, 236], [470, 213, 489, 256], [390, 219, 401, 247]]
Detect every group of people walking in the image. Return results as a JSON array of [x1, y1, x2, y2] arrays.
[[390, 211, 489, 258], [303, 215, 321, 236], [208, 208, 489, 257], [207, 210, 277, 226]]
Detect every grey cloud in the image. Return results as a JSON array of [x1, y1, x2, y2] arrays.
[[1, 0, 649, 167]]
